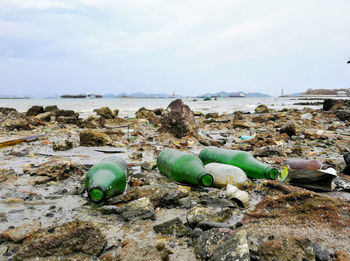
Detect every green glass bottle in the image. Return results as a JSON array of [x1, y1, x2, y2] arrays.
[[157, 149, 213, 186], [199, 146, 279, 180], [85, 156, 128, 203]]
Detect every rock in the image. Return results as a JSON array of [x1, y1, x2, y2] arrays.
[[334, 250, 350, 261], [312, 242, 330, 261], [255, 104, 269, 113], [205, 112, 219, 119], [0, 107, 17, 114], [186, 207, 233, 227], [2, 116, 32, 131], [78, 115, 106, 128], [253, 145, 285, 157], [336, 110, 350, 121], [123, 183, 189, 208], [44, 105, 59, 112], [304, 129, 327, 140], [199, 195, 236, 208], [56, 116, 79, 124], [13, 220, 107, 260], [93, 107, 115, 119], [194, 111, 203, 116], [121, 197, 155, 221], [55, 109, 79, 118], [194, 228, 249, 261], [153, 217, 190, 237], [0, 168, 17, 184], [301, 112, 313, 120], [29, 160, 84, 181], [343, 153, 350, 165], [323, 99, 342, 111], [160, 99, 198, 138], [233, 120, 255, 129], [116, 240, 172, 261], [52, 139, 74, 151], [280, 120, 297, 136], [26, 105, 44, 116], [153, 108, 164, 116], [197, 221, 234, 231], [258, 238, 315, 261], [0, 221, 41, 243], [36, 111, 54, 121], [80, 130, 112, 146], [135, 107, 157, 123], [100, 205, 122, 215]]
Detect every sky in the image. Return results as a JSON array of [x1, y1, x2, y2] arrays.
[[0, 0, 349, 97]]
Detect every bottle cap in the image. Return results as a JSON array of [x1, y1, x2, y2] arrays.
[[200, 173, 213, 187], [89, 187, 105, 203]]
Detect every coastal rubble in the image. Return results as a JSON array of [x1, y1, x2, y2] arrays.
[[0, 99, 349, 260]]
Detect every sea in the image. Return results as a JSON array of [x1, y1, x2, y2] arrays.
[[0, 97, 328, 118]]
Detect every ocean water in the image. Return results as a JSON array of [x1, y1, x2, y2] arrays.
[[0, 97, 323, 118]]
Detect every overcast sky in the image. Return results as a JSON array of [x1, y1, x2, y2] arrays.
[[0, 0, 349, 97]]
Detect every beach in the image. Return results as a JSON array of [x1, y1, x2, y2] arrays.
[[0, 98, 350, 260]]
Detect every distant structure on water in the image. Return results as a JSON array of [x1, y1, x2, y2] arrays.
[[228, 93, 245, 98], [60, 93, 102, 98]]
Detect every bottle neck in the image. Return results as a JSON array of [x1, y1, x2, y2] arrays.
[[88, 185, 106, 203], [198, 171, 214, 187], [264, 167, 279, 180]]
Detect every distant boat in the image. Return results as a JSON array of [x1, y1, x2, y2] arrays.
[[60, 94, 102, 98], [228, 93, 245, 98]]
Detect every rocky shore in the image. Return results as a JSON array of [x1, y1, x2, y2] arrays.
[[0, 98, 350, 260]]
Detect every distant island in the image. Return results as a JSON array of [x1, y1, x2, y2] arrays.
[[302, 88, 349, 96], [60, 94, 102, 98]]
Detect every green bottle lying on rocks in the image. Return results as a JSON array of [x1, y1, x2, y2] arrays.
[[157, 149, 214, 187], [85, 156, 128, 203], [199, 146, 279, 180]]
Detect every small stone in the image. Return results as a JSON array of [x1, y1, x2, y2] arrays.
[[94, 107, 115, 119], [280, 120, 297, 136], [186, 207, 233, 227], [121, 197, 155, 221], [153, 217, 190, 237], [312, 242, 330, 261], [80, 130, 112, 146]]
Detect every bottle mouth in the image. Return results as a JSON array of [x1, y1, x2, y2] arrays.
[[268, 168, 279, 180], [200, 173, 213, 187], [89, 187, 105, 203]]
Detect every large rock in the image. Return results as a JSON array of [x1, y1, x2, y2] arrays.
[[44, 105, 59, 112], [160, 99, 198, 138], [0, 221, 41, 243], [121, 197, 155, 221], [78, 115, 106, 128], [135, 107, 158, 123], [255, 104, 269, 113], [0, 107, 17, 115], [13, 220, 107, 260], [258, 237, 315, 261], [28, 160, 84, 181], [80, 130, 112, 146], [26, 105, 44, 116], [336, 110, 350, 121], [35, 111, 54, 122], [194, 228, 249, 261], [94, 107, 115, 119], [280, 120, 297, 136]]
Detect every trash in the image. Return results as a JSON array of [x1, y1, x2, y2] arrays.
[[156, 149, 213, 186], [204, 162, 249, 189], [284, 159, 338, 191], [199, 146, 279, 180], [240, 135, 254, 141], [225, 184, 249, 208], [0, 134, 46, 148], [301, 113, 313, 120], [85, 156, 128, 203], [284, 159, 323, 170]]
